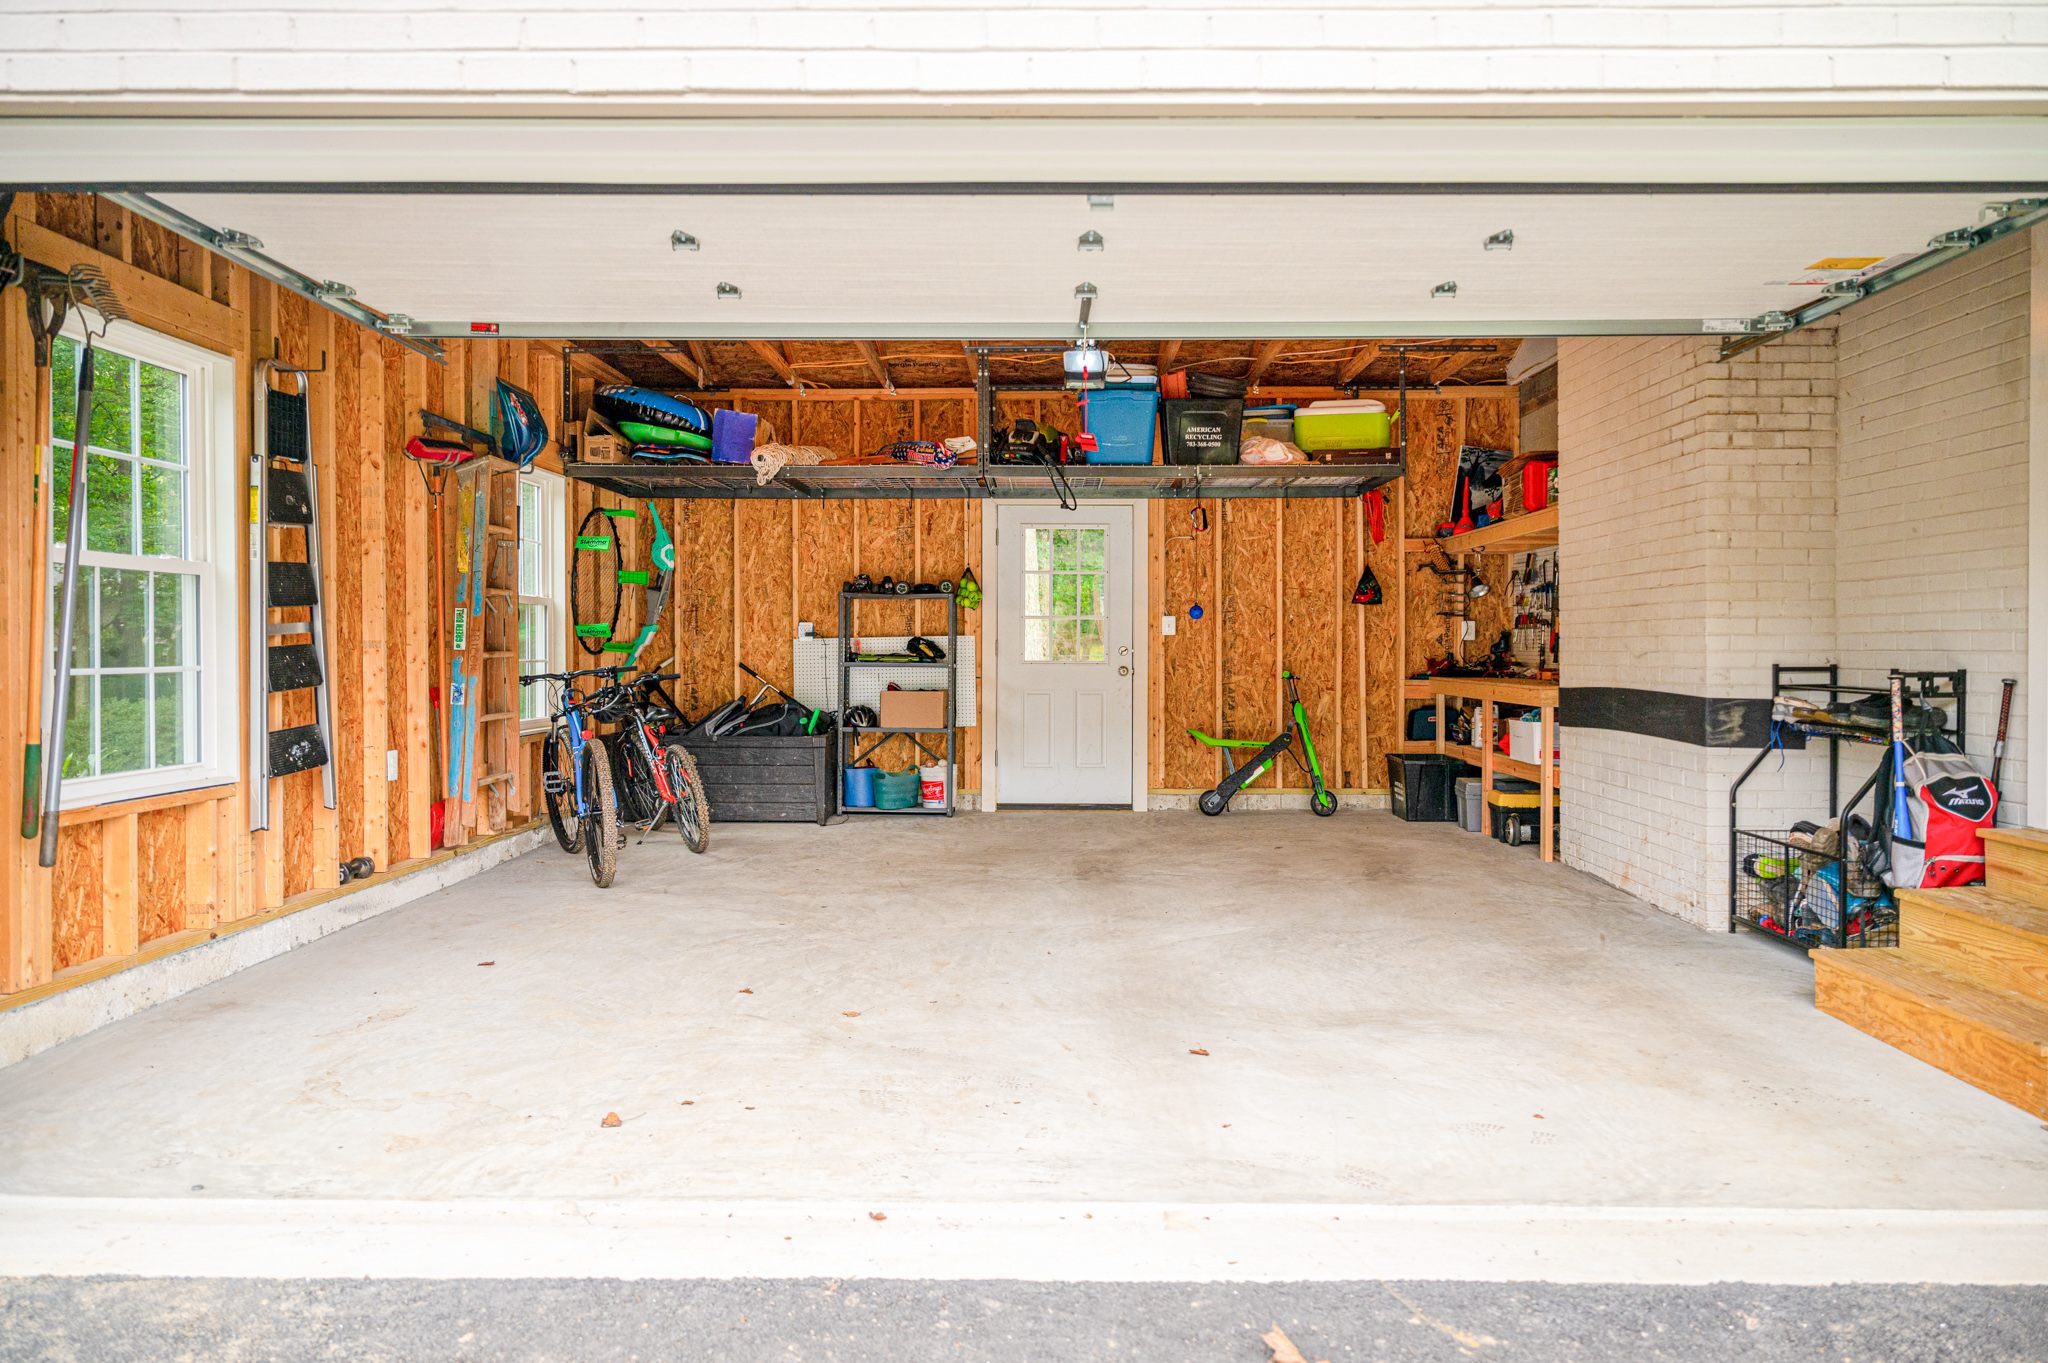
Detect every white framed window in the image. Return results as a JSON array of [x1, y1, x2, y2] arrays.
[[1020, 525, 1108, 662], [46, 322, 238, 807], [516, 469, 566, 728]]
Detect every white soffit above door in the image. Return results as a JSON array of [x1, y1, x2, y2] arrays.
[[154, 187, 2037, 337]]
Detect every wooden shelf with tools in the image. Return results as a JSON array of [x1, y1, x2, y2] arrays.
[[1429, 676, 1560, 863]]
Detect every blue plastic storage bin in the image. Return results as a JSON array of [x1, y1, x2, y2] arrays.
[[843, 765, 875, 808], [1081, 384, 1159, 464]]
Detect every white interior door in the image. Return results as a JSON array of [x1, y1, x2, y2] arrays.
[[995, 505, 1135, 806]]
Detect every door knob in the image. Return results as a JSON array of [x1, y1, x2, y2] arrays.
[[1118, 665, 1131, 676]]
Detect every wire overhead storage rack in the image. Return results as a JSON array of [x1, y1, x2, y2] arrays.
[[556, 344, 1405, 501]]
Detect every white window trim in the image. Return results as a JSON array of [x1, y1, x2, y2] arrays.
[[45, 318, 239, 808], [517, 468, 567, 734]]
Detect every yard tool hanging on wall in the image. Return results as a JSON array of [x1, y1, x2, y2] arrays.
[[248, 358, 339, 831], [621, 503, 675, 667], [30, 274, 131, 865], [1, 206, 132, 861]]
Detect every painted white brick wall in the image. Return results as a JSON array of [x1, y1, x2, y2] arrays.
[[1559, 235, 2034, 928], [1558, 331, 1839, 930], [1836, 230, 2032, 829], [2, 2, 2044, 107]]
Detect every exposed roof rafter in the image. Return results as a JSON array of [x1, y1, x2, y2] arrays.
[[637, 339, 705, 388], [1336, 342, 1383, 385], [747, 338, 799, 387], [686, 339, 716, 384], [1430, 351, 1481, 383], [1156, 339, 1182, 374], [854, 339, 896, 392], [1245, 339, 1286, 389]]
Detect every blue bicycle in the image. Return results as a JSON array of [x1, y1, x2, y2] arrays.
[[522, 666, 625, 888]]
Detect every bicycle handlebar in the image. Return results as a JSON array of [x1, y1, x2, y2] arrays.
[[519, 666, 627, 686]]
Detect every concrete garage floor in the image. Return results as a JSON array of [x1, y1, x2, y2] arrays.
[[2, 810, 2044, 1212], [7, 811, 2048, 1357]]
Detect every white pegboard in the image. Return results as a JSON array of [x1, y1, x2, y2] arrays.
[[794, 636, 976, 726]]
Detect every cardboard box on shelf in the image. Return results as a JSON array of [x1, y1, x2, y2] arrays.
[[579, 412, 626, 464], [878, 689, 948, 730]]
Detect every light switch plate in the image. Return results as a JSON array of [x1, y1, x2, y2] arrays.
[[386, 749, 399, 781], [1461, 620, 1477, 641], [1161, 615, 1176, 636]]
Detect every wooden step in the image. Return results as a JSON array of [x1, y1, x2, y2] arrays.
[[1984, 828, 2048, 905], [1899, 886, 2048, 1007], [1813, 949, 2048, 1118]]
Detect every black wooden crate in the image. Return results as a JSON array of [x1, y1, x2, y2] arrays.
[[680, 733, 836, 825]]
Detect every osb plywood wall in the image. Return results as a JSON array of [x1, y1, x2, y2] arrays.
[[1149, 390, 1518, 794], [576, 384, 1519, 799], [563, 381, 992, 784], [1, 193, 561, 993]]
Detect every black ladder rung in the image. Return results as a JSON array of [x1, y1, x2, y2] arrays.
[[266, 388, 311, 464], [268, 561, 318, 609], [267, 725, 328, 777], [267, 466, 313, 525], [266, 642, 323, 693]]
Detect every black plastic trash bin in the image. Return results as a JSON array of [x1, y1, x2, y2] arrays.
[[1386, 753, 1465, 822]]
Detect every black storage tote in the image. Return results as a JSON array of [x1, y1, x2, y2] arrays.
[[1162, 399, 1244, 465]]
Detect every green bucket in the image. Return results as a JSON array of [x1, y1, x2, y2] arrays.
[[874, 769, 921, 809]]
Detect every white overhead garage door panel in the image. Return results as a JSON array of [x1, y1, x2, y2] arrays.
[[157, 188, 2033, 337]]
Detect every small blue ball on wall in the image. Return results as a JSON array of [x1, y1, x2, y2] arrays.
[[1189, 605, 1204, 620]]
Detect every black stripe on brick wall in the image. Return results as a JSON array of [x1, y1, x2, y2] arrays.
[[1558, 688, 1803, 749]]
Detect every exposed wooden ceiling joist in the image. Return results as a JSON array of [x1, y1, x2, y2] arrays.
[[564, 344, 638, 390], [1156, 339, 1182, 374], [1245, 339, 1287, 389], [854, 340, 896, 392], [747, 338, 798, 387], [685, 339, 715, 384], [1336, 342, 1382, 386], [1430, 351, 1482, 383], [637, 339, 705, 388]]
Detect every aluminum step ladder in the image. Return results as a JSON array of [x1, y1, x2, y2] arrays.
[[250, 359, 336, 830]]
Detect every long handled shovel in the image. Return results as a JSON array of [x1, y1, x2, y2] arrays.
[[39, 342, 95, 867]]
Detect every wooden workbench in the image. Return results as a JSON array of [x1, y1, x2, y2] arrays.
[[1430, 677, 1559, 861]]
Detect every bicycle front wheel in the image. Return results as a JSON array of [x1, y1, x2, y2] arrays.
[[664, 742, 711, 854], [580, 736, 620, 888], [542, 729, 582, 853]]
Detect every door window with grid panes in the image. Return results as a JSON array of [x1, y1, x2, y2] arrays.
[[46, 327, 236, 803], [516, 471, 565, 725], [1020, 526, 1108, 663]]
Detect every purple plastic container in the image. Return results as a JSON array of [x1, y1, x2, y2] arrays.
[[711, 408, 758, 464]]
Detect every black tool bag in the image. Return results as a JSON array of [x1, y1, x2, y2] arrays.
[[684, 696, 750, 741], [733, 701, 811, 738]]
